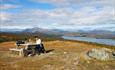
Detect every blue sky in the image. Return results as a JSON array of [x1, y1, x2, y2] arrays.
[[0, 0, 115, 31]]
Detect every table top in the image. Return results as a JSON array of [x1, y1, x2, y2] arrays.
[[9, 48, 23, 51], [20, 43, 38, 46]]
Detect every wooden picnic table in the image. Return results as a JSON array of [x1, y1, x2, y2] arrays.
[[10, 43, 38, 56]]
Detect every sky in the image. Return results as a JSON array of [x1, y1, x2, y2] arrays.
[[0, 0, 115, 31]]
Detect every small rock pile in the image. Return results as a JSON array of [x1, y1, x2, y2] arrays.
[[87, 48, 115, 61]]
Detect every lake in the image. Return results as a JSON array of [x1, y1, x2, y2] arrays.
[[62, 36, 115, 46]]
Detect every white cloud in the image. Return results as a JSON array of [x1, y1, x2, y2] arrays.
[[1, 6, 115, 30], [32, 0, 115, 7], [69, 6, 115, 25], [0, 4, 21, 10], [0, 12, 11, 21], [1, 0, 115, 31], [30, 0, 115, 29]]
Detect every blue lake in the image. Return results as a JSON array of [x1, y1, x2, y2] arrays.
[[62, 36, 115, 46]]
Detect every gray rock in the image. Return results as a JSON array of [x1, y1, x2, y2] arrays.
[[87, 48, 115, 61]]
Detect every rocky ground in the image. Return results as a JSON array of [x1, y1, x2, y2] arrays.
[[0, 40, 115, 70]]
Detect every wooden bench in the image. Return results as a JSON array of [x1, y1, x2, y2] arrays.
[[9, 48, 23, 56]]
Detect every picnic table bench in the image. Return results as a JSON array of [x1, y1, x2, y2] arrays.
[[9, 48, 23, 56], [9, 43, 45, 56]]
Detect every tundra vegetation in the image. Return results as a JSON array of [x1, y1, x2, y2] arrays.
[[0, 33, 115, 70]]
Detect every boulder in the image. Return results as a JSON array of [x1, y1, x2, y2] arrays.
[[87, 48, 115, 61]]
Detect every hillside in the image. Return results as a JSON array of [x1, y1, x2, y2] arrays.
[[0, 40, 115, 70], [0, 32, 63, 43], [1, 27, 115, 40]]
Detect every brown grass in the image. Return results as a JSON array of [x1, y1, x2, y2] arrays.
[[0, 40, 115, 70]]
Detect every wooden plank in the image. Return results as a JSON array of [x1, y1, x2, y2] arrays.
[[9, 48, 23, 56]]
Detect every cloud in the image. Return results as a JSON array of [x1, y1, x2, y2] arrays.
[[32, 0, 115, 7], [0, 12, 12, 21], [1, 0, 115, 31], [0, 4, 21, 10], [1, 6, 115, 30], [69, 6, 115, 25]]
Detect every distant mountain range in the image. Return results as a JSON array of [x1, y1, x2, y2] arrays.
[[22, 27, 66, 35], [0, 27, 115, 39]]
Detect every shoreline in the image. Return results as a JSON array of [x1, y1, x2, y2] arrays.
[[63, 39, 115, 50], [62, 36, 115, 47]]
